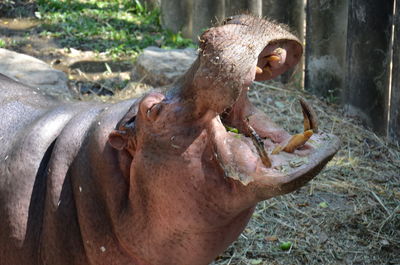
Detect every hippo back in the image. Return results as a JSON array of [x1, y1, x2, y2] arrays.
[[0, 73, 137, 264]]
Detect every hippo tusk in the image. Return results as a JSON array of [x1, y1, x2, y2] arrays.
[[243, 119, 272, 168], [283, 130, 314, 153], [299, 98, 319, 133], [271, 99, 318, 155], [256, 66, 263, 74], [271, 144, 284, 155]]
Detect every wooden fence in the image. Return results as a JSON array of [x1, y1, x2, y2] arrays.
[[157, 0, 399, 145]]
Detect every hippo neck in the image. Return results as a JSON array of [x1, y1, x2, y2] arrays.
[[112, 137, 258, 264], [117, 199, 255, 265]]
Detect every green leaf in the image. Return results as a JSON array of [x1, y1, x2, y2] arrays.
[[134, 0, 144, 13], [280, 241, 292, 251], [225, 126, 239, 134], [319, 201, 329, 208], [250, 259, 263, 265]]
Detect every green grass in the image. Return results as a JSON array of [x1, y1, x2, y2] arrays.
[[36, 0, 194, 57], [0, 39, 6, 48]]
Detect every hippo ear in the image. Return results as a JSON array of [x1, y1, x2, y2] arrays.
[[108, 130, 128, 150]]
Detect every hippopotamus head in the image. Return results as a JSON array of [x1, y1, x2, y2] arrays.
[[108, 15, 339, 265]]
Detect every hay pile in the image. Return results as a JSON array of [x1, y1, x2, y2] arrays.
[[212, 81, 400, 265]]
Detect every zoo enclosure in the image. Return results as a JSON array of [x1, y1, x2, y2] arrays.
[[158, 0, 400, 145]]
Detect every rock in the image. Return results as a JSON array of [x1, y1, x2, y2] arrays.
[[132, 46, 197, 87], [0, 48, 69, 95]]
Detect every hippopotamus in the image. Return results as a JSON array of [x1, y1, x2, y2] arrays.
[[0, 15, 339, 265]]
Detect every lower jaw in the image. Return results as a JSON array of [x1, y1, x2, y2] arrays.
[[211, 94, 337, 184]]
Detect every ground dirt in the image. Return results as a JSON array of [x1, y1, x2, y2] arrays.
[[0, 17, 146, 100], [1, 16, 399, 265]]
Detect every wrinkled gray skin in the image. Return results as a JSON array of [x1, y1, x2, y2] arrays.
[[0, 15, 339, 265]]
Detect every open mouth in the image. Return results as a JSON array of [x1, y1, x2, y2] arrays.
[[209, 42, 339, 186], [212, 91, 339, 186]]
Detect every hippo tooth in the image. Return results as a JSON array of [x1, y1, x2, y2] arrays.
[[299, 98, 319, 133], [271, 144, 284, 155], [243, 119, 272, 168], [283, 130, 314, 153], [265, 55, 281, 62], [256, 66, 263, 74]]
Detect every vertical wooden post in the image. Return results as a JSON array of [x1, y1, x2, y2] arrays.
[[161, 0, 263, 43], [262, 0, 304, 83], [248, 0, 262, 17], [305, 0, 348, 100], [226, 0, 247, 16], [160, 0, 192, 38], [389, 0, 400, 144], [192, 0, 225, 40], [344, 0, 394, 134], [262, 0, 304, 37], [226, 0, 262, 17]]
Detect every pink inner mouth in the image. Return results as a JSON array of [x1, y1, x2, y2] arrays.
[[255, 41, 302, 81]]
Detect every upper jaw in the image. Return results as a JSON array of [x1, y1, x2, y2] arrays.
[[188, 16, 303, 114]]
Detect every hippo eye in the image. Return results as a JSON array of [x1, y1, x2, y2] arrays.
[[146, 103, 163, 121]]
